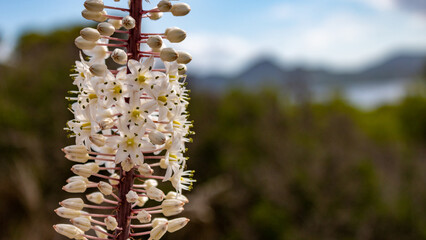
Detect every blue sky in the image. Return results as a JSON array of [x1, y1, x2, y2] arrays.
[[1, 0, 426, 75]]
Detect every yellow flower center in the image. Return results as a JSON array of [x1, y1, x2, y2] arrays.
[[131, 109, 141, 119], [158, 96, 167, 103], [88, 93, 97, 99], [113, 85, 121, 94], [138, 74, 147, 83], [126, 137, 135, 147]]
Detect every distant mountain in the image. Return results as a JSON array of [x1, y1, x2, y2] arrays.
[[191, 53, 426, 92]]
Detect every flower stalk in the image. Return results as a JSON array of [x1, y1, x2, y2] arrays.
[[54, 0, 194, 239]]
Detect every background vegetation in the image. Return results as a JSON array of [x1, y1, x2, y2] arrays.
[[1, 27, 426, 240]]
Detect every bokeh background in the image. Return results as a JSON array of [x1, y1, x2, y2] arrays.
[[2, 0, 426, 239]]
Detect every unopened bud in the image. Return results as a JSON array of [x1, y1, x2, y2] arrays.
[[162, 205, 184, 216], [82, 9, 107, 22], [160, 158, 167, 169], [109, 173, 120, 185], [149, 12, 163, 20], [99, 117, 115, 129], [64, 145, 90, 163], [147, 35, 163, 49], [63, 180, 87, 193], [89, 63, 108, 76], [126, 190, 138, 203], [71, 217, 92, 231], [105, 216, 118, 230], [146, 186, 165, 202], [152, 218, 168, 228], [72, 163, 100, 178], [168, 217, 190, 233], [55, 207, 82, 219], [53, 224, 84, 239], [67, 176, 89, 184], [177, 51, 192, 64], [161, 199, 184, 208], [86, 192, 105, 204], [94, 226, 108, 238], [148, 130, 166, 145], [165, 27, 186, 43], [84, 0, 104, 12], [138, 163, 153, 176], [80, 27, 101, 42], [171, 3, 191, 16], [108, 19, 122, 29], [136, 196, 149, 207], [89, 134, 106, 147], [177, 64, 187, 75], [144, 179, 158, 189], [137, 210, 152, 223], [122, 15, 136, 29], [111, 48, 128, 65], [160, 48, 178, 62], [149, 222, 168, 240], [166, 191, 189, 203], [60, 198, 85, 210], [97, 181, 113, 195], [97, 22, 115, 36], [75, 36, 96, 50], [158, 0, 172, 12]]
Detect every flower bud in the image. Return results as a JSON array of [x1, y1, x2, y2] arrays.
[[71, 217, 92, 231], [136, 210, 152, 223], [55, 207, 82, 219], [177, 51, 192, 64], [126, 190, 138, 203], [89, 134, 106, 147], [97, 22, 115, 36], [67, 176, 89, 184], [72, 163, 100, 178], [86, 192, 105, 204], [162, 205, 184, 216], [165, 27, 186, 43], [147, 35, 163, 49], [94, 226, 108, 238], [160, 48, 178, 62], [75, 36, 96, 50], [168, 218, 190, 233], [111, 48, 128, 65], [63, 180, 87, 193], [149, 12, 163, 20], [171, 3, 191, 16], [136, 196, 149, 207], [161, 199, 184, 208], [149, 222, 168, 240], [149, 130, 166, 145], [64, 145, 90, 163], [84, 0, 104, 12], [90, 63, 108, 77], [177, 64, 187, 75], [98, 181, 113, 195], [60, 198, 85, 210], [99, 117, 115, 129], [53, 224, 84, 239], [138, 163, 153, 176], [108, 19, 122, 29], [158, 0, 172, 12], [144, 179, 158, 189], [109, 173, 120, 185], [152, 218, 168, 228], [160, 158, 167, 169], [105, 216, 118, 230], [166, 191, 189, 203], [80, 27, 101, 42], [82, 9, 107, 22], [122, 15, 136, 29], [146, 186, 165, 202]]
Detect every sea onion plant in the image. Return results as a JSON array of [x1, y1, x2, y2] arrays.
[[53, 0, 195, 239]]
